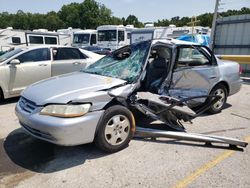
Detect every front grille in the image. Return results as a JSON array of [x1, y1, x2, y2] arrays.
[[19, 97, 37, 113]]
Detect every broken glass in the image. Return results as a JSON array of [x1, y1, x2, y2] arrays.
[[82, 41, 151, 83]]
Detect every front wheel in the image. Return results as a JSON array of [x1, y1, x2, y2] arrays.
[[94, 105, 135, 153], [208, 84, 228, 114]]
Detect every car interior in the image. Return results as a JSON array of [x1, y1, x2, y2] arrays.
[[142, 45, 171, 93]]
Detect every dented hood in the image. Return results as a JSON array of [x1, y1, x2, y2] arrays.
[[22, 72, 126, 105]]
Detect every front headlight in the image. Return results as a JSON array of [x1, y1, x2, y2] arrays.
[[40, 104, 91, 118]]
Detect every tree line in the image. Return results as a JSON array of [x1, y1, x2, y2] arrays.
[[0, 0, 249, 31]]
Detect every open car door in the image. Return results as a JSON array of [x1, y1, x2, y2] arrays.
[[168, 45, 219, 107]]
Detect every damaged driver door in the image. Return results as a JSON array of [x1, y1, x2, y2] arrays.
[[168, 45, 220, 107]]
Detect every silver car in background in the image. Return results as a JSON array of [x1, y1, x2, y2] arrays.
[[15, 39, 242, 153], [0, 46, 103, 100]]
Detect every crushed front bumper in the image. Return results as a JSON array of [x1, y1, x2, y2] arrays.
[[15, 100, 104, 146]]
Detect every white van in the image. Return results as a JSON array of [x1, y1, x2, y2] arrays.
[[97, 25, 134, 51], [72, 29, 97, 48], [130, 27, 173, 44]]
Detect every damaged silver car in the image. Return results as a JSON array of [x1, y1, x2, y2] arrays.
[[15, 39, 242, 153]]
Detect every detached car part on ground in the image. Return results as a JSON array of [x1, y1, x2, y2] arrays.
[[15, 39, 246, 153]]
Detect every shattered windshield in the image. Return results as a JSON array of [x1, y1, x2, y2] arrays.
[[81, 41, 151, 83]]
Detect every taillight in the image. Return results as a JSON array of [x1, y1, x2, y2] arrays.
[[239, 65, 243, 75]]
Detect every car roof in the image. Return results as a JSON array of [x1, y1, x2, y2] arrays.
[[21, 45, 82, 51], [151, 38, 199, 46]]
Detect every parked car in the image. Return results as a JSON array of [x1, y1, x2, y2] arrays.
[[15, 39, 242, 153], [0, 46, 103, 100], [82, 46, 111, 55]]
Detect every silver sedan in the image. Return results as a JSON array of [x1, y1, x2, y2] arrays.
[[15, 39, 242, 153]]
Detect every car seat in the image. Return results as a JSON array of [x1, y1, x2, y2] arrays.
[[145, 56, 167, 93]]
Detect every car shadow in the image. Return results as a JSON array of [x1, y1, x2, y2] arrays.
[[3, 128, 109, 174], [0, 97, 19, 105]]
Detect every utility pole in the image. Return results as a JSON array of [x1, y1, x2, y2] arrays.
[[210, 0, 220, 50]]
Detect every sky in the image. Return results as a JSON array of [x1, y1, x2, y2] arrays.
[[0, 0, 249, 22]]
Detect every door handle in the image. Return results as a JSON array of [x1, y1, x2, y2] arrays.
[[39, 64, 48, 66], [73, 62, 81, 65]]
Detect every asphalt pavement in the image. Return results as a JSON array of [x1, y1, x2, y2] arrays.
[[0, 83, 250, 188]]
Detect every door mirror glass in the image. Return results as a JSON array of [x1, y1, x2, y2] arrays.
[[10, 59, 20, 65]]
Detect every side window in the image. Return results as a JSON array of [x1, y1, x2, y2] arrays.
[[45, 37, 58, 44], [90, 34, 97, 45], [29, 36, 43, 44], [54, 48, 85, 60], [176, 47, 210, 68], [12, 37, 21, 44], [118, 31, 125, 41], [17, 48, 50, 63]]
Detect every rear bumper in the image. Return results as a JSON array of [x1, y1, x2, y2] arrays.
[[229, 79, 242, 96], [15, 100, 104, 146]]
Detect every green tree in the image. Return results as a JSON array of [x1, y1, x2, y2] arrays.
[[46, 11, 64, 31], [125, 15, 143, 27], [0, 1, 249, 31], [58, 3, 81, 28]]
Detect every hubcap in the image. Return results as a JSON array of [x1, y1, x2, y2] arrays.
[[104, 115, 130, 146], [213, 88, 225, 110]]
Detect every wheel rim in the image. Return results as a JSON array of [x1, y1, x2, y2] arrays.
[[104, 115, 130, 146], [213, 88, 225, 110]]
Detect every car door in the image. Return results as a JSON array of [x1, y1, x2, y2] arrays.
[[8, 48, 51, 95], [51, 47, 88, 76], [168, 45, 220, 105]]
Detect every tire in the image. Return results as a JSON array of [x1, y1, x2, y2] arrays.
[[94, 105, 135, 153], [208, 84, 228, 114]]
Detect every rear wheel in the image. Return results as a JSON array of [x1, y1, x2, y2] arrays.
[[95, 105, 135, 153], [208, 84, 228, 114]]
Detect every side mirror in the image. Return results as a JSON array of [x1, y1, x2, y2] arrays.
[[10, 59, 20, 65]]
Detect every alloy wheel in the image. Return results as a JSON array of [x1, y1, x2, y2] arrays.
[[104, 115, 130, 146]]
